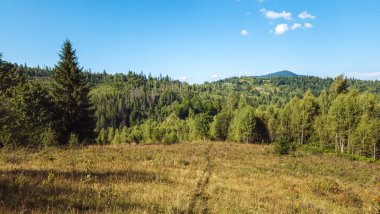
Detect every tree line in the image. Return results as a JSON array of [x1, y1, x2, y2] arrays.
[[0, 40, 94, 147], [1, 41, 379, 160]]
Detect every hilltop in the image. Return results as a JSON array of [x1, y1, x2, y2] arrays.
[[257, 70, 300, 78]]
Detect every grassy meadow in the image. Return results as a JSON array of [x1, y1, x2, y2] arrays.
[[0, 142, 379, 213]]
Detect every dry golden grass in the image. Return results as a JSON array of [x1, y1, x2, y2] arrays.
[[0, 141, 379, 213]]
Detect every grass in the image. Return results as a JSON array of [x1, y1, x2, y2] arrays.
[[0, 141, 379, 213]]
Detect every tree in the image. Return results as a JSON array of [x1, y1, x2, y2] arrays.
[[350, 114, 380, 159], [111, 129, 121, 144], [228, 106, 257, 143], [107, 127, 115, 143], [296, 90, 319, 145], [52, 40, 95, 143], [329, 75, 348, 99], [274, 132, 295, 155], [96, 128, 108, 145], [225, 92, 238, 112], [0, 53, 25, 95], [328, 90, 360, 153], [0, 82, 55, 147], [266, 105, 280, 142], [280, 97, 298, 143], [120, 126, 129, 144], [191, 113, 211, 140], [210, 110, 232, 141]]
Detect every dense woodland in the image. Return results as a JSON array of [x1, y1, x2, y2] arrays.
[[1, 41, 379, 160]]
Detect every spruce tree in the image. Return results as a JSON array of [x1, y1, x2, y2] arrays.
[[53, 40, 95, 143]]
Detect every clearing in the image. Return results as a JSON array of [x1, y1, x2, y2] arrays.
[[0, 142, 379, 213]]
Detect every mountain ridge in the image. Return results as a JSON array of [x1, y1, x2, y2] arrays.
[[256, 70, 300, 78]]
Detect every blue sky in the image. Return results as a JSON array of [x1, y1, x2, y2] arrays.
[[1, 0, 380, 83]]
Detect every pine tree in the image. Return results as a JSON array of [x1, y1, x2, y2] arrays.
[[52, 40, 95, 143], [0, 53, 25, 94]]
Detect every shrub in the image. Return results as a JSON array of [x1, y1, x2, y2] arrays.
[[274, 137, 295, 155], [40, 127, 58, 147], [162, 132, 178, 145], [68, 133, 80, 147]]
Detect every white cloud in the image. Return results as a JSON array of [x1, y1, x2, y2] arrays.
[[211, 74, 220, 79], [260, 8, 292, 20], [178, 76, 188, 81], [241, 29, 250, 36], [238, 71, 249, 76], [299, 11, 316, 19], [304, 22, 313, 28], [274, 23, 289, 35], [346, 72, 380, 80], [291, 23, 302, 30]]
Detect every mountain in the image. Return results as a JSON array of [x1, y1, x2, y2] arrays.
[[258, 70, 300, 78]]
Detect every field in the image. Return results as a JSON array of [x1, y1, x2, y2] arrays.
[[0, 142, 379, 213]]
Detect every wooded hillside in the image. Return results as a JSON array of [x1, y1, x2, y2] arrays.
[[1, 42, 380, 160]]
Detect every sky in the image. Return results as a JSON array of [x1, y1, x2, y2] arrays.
[[1, 0, 380, 83]]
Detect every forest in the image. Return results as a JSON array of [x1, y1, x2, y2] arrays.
[[1, 40, 380, 160]]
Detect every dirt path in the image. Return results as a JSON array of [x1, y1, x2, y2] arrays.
[[187, 143, 214, 214]]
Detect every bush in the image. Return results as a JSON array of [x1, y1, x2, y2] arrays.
[[0, 129, 16, 149], [40, 127, 58, 147], [68, 133, 80, 147], [162, 132, 178, 145], [274, 137, 295, 155]]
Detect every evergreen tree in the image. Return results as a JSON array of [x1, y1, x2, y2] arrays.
[[193, 113, 211, 140], [111, 129, 121, 144], [52, 40, 95, 143], [0, 53, 25, 94], [107, 127, 115, 143], [97, 128, 108, 145], [210, 110, 232, 141], [120, 126, 128, 144]]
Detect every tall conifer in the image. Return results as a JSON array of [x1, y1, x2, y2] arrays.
[[53, 40, 94, 143]]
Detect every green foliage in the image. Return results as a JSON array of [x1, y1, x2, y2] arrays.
[[162, 132, 178, 145], [274, 134, 295, 155], [52, 40, 95, 143], [192, 113, 211, 140], [40, 127, 59, 147], [68, 133, 80, 147], [0, 80, 55, 147], [210, 110, 232, 141], [228, 106, 257, 143], [111, 129, 121, 144], [2, 44, 380, 160], [329, 75, 348, 99]]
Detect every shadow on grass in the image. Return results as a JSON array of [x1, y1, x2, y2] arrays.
[[0, 168, 171, 184], [0, 168, 171, 212]]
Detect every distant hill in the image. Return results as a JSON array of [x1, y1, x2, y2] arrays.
[[258, 70, 300, 78]]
